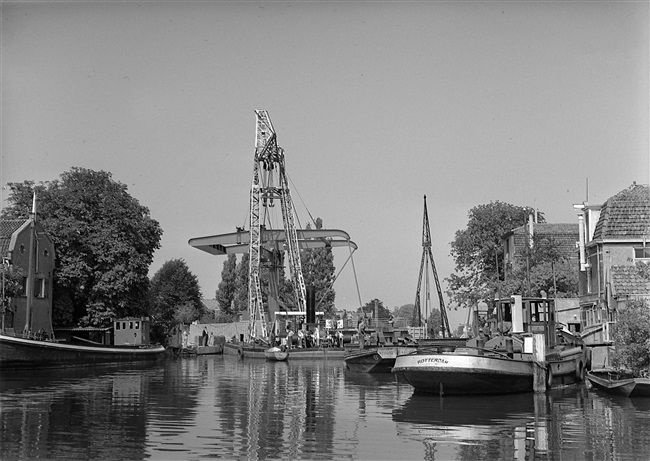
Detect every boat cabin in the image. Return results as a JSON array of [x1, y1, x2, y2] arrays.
[[114, 317, 152, 346], [493, 295, 559, 349]]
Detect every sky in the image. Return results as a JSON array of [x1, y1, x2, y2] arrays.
[[1, 1, 648, 328]]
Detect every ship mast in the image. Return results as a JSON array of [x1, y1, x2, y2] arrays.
[[23, 193, 37, 336], [413, 195, 451, 338]]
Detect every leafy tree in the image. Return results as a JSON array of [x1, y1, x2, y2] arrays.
[[301, 218, 336, 316], [149, 259, 204, 344], [500, 234, 578, 297], [360, 299, 391, 323], [612, 298, 650, 378], [0, 264, 24, 299], [394, 303, 415, 325], [427, 309, 442, 337], [446, 201, 543, 309], [2, 168, 162, 327], [215, 254, 238, 317], [233, 252, 249, 316]]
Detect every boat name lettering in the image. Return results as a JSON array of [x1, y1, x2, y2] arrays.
[[416, 357, 449, 365]]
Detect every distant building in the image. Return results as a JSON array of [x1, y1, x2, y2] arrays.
[[574, 182, 650, 354], [201, 299, 220, 315], [0, 217, 55, 337], [502, 220, 580, 273]]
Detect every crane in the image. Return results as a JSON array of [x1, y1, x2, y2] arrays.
[[413, 195, 451, 338], [189, 110, 357, 342]]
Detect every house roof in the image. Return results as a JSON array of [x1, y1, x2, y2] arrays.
[[202, 299, 220, 311], [508, 222, 579, 259], [0, 219, 28, 258], [610, 265, 650, 297], [511, 223, 579, 235], [593, 183, 650, 240]]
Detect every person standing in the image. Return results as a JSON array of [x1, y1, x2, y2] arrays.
[[358, 317, 366, 349]]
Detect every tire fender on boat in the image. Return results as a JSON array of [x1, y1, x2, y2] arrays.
[[546, 364, 554, 389], [575, 360, 585, 381], [237, 344, 244, 358]]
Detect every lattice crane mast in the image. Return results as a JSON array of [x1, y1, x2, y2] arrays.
[[249, 110, 307, 340], [414, 195, 451, 338], [189, 111, 358, 344]]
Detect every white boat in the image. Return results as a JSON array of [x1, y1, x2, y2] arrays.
[[264, 346, 289, 362], [393, 296, 587, 395]]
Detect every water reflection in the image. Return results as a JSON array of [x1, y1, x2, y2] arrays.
[[393, 392, 537, 460], [0, 362, 165, 460], [1, 358, 650, 460]]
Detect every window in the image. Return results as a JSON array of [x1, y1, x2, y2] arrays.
[[634, 247, 650, 260], [19, 277, 27, 297], [135, 321, 140, 329], [116, 322, 121, 330], [34, 279, 46, 298]]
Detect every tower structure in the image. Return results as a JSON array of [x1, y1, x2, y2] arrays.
[[189, 111, 357, 343], [248, 110, 307, 339], [413, 195, 451, 338]]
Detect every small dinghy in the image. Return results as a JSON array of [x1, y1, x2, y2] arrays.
[[264, 346, 289, 362]]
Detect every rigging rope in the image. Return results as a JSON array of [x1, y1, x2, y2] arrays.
[[349, 243, 363, 309], [315, 245, 357, 310], [287, 173, 317, 228]]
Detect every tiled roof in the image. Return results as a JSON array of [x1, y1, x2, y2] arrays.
[[610, 265, 650, 297], [0, 219, 28, 258], [593, 183, 650, 240], [512, 222, 579, 236], [202, 299, 220, 311], [511, 222, 579, 259]]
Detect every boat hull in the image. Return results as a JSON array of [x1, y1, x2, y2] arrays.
[[587, 371, 650, 397], [0, 333, 166, 369], [393, 347, 585, 395], [224, 342, 345, 360], [196, 344, 224, 355], [264, 346, 289, 361], [345, 346, 417, 373]]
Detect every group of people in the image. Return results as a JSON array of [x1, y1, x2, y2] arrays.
[[281, 325, 344, 349]]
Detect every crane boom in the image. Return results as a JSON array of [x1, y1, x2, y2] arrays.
[[189, 111, 358, 344], [248, 110, 309, 339]]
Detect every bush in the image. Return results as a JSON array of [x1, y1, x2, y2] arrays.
[[612, 299, 650, 378]]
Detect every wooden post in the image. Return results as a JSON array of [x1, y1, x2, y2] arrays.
[[533, 333, 546, 392]]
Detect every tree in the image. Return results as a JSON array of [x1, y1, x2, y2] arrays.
[[612, 298, 650, 378], [501, 234, 578, 298], [360, 299, 391, 323], [446, 201, 543, 309], [301, 218, 336, 316], [394, 304, 415, 326], [2, 168, 163, 327], [215, 254, 238, 318], [233, 253, 249, 316], [427, 309, 442, 337], [149, 259, 204, 344]]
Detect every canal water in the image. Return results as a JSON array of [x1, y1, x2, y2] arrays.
[[1, 355, 649, 460]]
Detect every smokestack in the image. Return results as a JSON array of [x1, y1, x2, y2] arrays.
[[306, 286, 316, 324]]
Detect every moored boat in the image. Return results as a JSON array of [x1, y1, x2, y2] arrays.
[[224, 340, 345, 360], [1, 203, 165, 369], [0, 331, 166, 368], [586, 369, 650, 397], [393, 296, 587, 395], [264, 345, 289, 361], [196, 344, 224, 355], [345, 345, 418, 373]]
